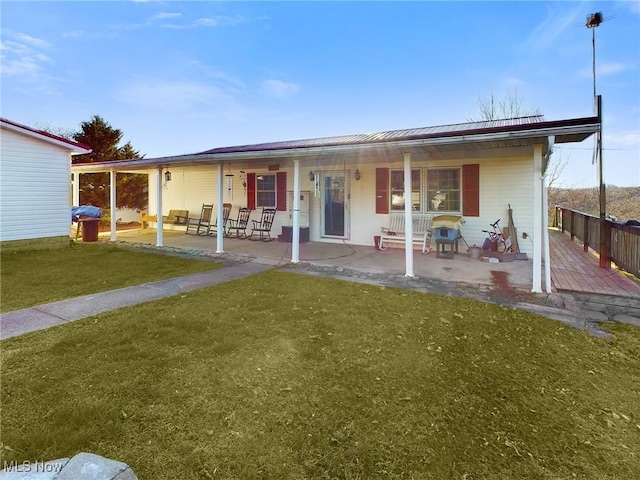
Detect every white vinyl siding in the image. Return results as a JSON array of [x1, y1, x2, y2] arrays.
[[0, 128, 73, 242], [467, 157, 534, 255]]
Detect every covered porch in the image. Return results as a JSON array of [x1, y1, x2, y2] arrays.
[[72, 115, 601, 294]]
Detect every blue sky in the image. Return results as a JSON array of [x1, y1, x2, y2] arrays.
[[2, 1, 639, 188]]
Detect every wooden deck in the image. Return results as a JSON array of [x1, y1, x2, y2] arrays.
[[549, 228, 640, 297]]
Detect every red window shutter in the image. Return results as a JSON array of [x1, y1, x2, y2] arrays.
[[375, 168, 389, 214], [462, 164, 480, 217], [247, 173, 256, 210], [276, 172, 287, 211]]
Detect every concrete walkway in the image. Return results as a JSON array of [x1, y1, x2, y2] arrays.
[[1, 247, 638, 341], [0, 262, 271, 340]]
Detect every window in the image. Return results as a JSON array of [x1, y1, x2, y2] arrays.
[[426, 168, 461, 212], [390, 169, 421, 211], [256, 174, 276, 208]]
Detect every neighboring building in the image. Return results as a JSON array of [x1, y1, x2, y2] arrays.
[[72, 115, 599, 292], [1, 118, 91, 250]]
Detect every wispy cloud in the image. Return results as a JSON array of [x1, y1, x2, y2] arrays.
[[261, 79, 300, 98], [194, 15, 246, 28], [626, 1, 640, 15], [605, 130, 640, 148], [0, 31, 55, 90], [113, 78, 234, 111], [151, 12, 182, 21], [112, 12, 249, 31], [579, 61, 635, 78], [520, 3, 584, 51]]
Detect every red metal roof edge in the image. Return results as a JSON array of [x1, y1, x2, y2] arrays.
[[0, 117, 91, 151]]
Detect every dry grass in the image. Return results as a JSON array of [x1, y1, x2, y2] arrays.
[[0, 243, 221, 312], [2, 270, 639, 479]]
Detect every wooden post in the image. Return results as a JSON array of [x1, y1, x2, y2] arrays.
[[583, 216, 589, 252], [597, 95, 610, 268], [570, 210, 575, 240]]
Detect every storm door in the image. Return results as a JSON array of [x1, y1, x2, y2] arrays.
[[321, 171, 349, 238]]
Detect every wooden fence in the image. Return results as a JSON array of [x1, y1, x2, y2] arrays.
[[553, 206, 640, 278]]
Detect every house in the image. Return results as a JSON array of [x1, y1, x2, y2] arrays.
[[1, 118, 91, 250], [71, 115, 599, 292]]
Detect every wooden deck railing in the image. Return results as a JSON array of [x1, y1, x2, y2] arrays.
[[553, 206, 640, 278]]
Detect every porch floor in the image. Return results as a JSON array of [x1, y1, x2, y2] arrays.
[[100, 227, 639, 297], [105, 228, 535, 291], [548, 228, 640, 297]]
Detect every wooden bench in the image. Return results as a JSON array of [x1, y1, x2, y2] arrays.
[[140, 209, 189, 229], [379, 213, 433, 253]]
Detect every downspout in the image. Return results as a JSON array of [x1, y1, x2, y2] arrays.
[[109, 170, 117, 242], [291, 158, 301, 263], [156, 166, 163, 247], [403, 152, 415, 277], [531, 144, 543, 293], [216, 162, 224, 254], [542, 136, 555, 294]]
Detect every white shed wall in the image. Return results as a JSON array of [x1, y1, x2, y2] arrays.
[[1, 127, 72, 241]]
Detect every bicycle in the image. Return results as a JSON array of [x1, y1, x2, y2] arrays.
[[482, 219, 512, 253]]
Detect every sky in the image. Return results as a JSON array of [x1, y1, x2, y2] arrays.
[[2, 0, 639, 188]]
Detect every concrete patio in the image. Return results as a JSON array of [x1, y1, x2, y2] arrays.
[[103, 228, 535, 291]]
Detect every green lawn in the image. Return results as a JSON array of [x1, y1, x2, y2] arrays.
[[2, 270, 639, 479], [0, 243, 221, 312]]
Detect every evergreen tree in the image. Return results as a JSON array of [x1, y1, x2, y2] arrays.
[[71, 116, 147, 211]]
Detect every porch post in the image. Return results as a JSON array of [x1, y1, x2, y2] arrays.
[[403, 152, 414, 277], [72, 173, 80, 206], [542, 136, 555, 294], [109, 169, 117, 242], [291, 158, 301, 263], [156, 166, 163, 247], [216, 162, 224, 254], [532, 144, 543, 293]]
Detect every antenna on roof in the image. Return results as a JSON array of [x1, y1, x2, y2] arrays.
[[585, 12, 603, 28]]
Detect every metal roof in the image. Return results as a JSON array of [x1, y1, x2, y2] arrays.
[[71, 115, 600, 172], [198, 116, 549, 155]]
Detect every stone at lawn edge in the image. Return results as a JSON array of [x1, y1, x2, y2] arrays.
[[53, 453, 137, 480], [613, 314, 640, 328]]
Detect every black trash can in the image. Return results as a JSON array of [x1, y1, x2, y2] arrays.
[[81, 218, 100, 242]]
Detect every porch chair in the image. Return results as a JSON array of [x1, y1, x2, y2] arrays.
[[226, 207, 252, 238], [248, 208, 277, 241], [185, 203, 214, 235], [209, 203, 232, 236]]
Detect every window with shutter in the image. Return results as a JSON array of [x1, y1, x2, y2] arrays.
[[462, 164, 480, 217], [276, 171, 287, 211], [246, 172, 287, 211], [246, 173, 256, 210], [375, 168, 389, 214]]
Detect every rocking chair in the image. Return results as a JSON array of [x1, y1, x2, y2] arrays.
[[185, 203, 214, 235], [248, 208, 277, 241], [226, 207, 252, 238], [209, 203, 232, 236]]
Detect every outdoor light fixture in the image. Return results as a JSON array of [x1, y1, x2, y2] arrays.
[[308, 171, 315, 181], [354, 169, 361, 181], [164, 170, 172, 182]]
